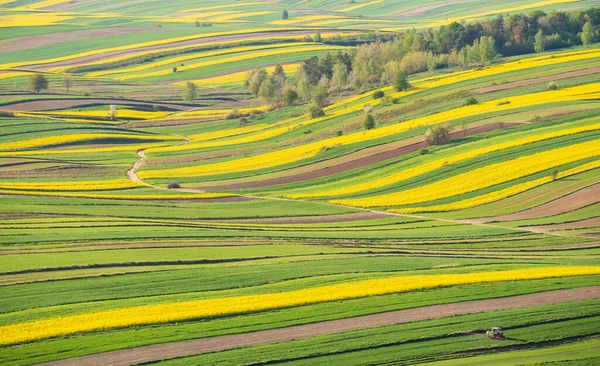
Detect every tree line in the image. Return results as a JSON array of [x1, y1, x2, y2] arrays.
[[238, 7, 597, 119]]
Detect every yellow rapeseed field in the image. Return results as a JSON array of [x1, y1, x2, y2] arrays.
[[340, 0, 384, 12], [0, 28, 295, 69], [334, 139, 600, 208], [139, 83, 600, 179], [147, 49, 600, 155], [390, 160, 600, 213], [89, 43, 308, 78], [0, 179, 141, 191], [12, 0, 71, 10], [118, 45, 347, 81], [0, 13, 74, 27], [1, 266, 598, 345], [178, 63, 300, 87], [289, 122, 600, 198], [0, 189, 234, 200], [1, 133, 182, 151]]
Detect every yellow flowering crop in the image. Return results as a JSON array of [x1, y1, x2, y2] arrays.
[[178, 63, 300, 87], [340, 0, 383, 12], [426, 0, 580, 28], [139, 83, 600, 179], [12, 0, 71, 10], [334, 139, 600, 208], [90, 44, 308, 78], [289, 122, 600, 198], [118, 45, 347, 81], [0, 189, 233, 200], [1, 133, 182, 151], [0, 179, 141, 191], [25, 109, 171, 120], [0, 28, 296, 70], [390, 160, 600, 213], [0, 13, 74, 27], [146, 49, 599, 156], [0, 266, 598, 346], [178, 3, 265, 12]]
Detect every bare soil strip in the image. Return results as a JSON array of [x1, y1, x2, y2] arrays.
[[0, 28, 153, 54], [2, 98, 191, 112], [487, 183, 600, 222], [474, 67, 600, 94], [202, 122, 519, 191], [40, 287, 600, 366], [24, 31, 315, 71]]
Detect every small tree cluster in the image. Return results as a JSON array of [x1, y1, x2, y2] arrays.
[[424, 124, 453, 146]]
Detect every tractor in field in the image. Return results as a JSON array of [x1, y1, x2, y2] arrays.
[[486, 327, 504, 339]]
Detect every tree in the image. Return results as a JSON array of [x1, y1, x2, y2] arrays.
[[245, 67, 268, 96], [394, 70, 411, 92], [362, 114, 375, 130], [424, 124, 452, 146], [172, 67, 177, 73], [306, 100, 325, 119], [314, 32, 322, 42], [107, 104, 118, 120], [29, 74, 48, 93], [282, 88, 299, 106], [534, 29, 546, 53], [182, 82, 197, 102], [550, 168, 559, 181], [372, 90, 384, 99], [331, 63, 348, 89], [258, 76, 276, 102], [272, 64, 286, 98], [294, 67, 312, 101], [62, 73, 73, 94], [282, 10, 288, 20], [582, 21, 595, 47]]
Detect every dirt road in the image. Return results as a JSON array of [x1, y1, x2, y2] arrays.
[[40, 286, 600, 366]]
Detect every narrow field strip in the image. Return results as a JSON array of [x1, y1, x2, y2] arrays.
[[1, 266, 598, 346], [37, 287, 600, 366], [0, 133, 182, 151]]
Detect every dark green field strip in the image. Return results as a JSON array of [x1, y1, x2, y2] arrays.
[[2, 279, 597, 366]]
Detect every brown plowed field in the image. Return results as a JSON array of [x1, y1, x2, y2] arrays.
[[40, 287, 600, 366]]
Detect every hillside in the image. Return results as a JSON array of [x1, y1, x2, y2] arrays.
[[0, 1, 599, 365]]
